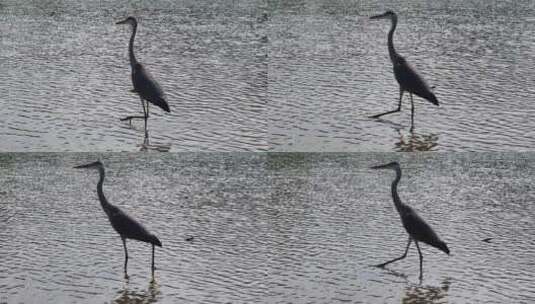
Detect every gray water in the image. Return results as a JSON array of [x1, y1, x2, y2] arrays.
[[1, 153, 534, 303], [0, 0, 267, 151], [2, 0, 535, 152]]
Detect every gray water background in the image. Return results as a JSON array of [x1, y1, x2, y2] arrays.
[[1, 153, 534, 303]]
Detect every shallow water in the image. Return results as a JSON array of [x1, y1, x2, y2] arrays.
[[0, 0, 267, 151], [268, 0, 535, 151], [1, 153, 534, 303]]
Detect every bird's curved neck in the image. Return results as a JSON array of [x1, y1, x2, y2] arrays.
[[387, 16, 398, 62], [96, 166, 111, 211], [128, 23, 138, 68], [391, 166, 403, 213]]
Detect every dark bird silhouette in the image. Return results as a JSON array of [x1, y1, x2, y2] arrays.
[[74, 161, 162, 278], [371, 161, 449, 279], [369, 11, 439, 130], [116, 17, 170, 137]]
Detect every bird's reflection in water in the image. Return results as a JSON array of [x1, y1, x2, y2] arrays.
[[114, 279, 161, 304], [402, 279, 450, 304], [394, 130, 438, 152], [140, 131, 171, 152]]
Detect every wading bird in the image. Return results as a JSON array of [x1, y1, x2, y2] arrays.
[[369, 11, 439, 130], [371, 161, 449, 279], [74, 161, 162, 278], [116, 17, 170, 137]]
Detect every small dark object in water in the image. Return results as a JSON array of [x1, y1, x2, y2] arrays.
[[185, 236, 194, 242], [482, 238, 492, 243]]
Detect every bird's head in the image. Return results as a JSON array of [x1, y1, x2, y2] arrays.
[[74, 160, 104, 170], [370, 161, 400, 171], [370, 10, 397, 20], [116, 16, 137, 27]]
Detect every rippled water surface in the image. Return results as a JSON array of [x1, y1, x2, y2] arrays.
[[1, 0, 267, 151], [269, 0, 535, 151], [0, 153, 270, 303], [1, 153, 535, 303]]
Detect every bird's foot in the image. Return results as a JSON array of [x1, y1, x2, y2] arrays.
[[369, 109, 401, 119], [140, 143, 171, 152], [375, 263, 387, 268], [120, 115, 146, 122]]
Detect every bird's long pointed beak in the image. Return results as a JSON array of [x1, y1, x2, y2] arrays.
[[370, 164, 388, 170], [74, 161, 100, 169], [116, 19, 128, 25], [370, 13, 387, 20], [370, 162, 398, 170]]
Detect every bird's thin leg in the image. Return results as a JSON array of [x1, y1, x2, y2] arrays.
[[376, 236, 412, 268], [370, 88, 404, 119], [140, 97, 147, 119], [399, 88, 404, 111], [415, 241, 424, 280], [410, 93, 415, 132], [122, 238, 129, 275], [120, 115, 146, 121], [135, 97, 149, 138], [151, 244, 155, 278], [143, 131, 150, 147], [144, 102, 150, 138], [120, 97, 148, 122]]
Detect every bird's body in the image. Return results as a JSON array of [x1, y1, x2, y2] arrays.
[[105, 202, 161, 246], [397, 203, 448, 253], [132, 63, 170, 113], [117, 17, 170, 136], [369, 11, 439, 129], [75, 160, 162, 277], [371, 161, 449, 279], [393, 58, 438, 105]]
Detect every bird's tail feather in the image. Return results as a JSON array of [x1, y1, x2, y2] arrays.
[[152, 96, 170, 113], [426, 92, 439, 106], [151, 235, 162, 247], [436, 241, 449, 255]]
